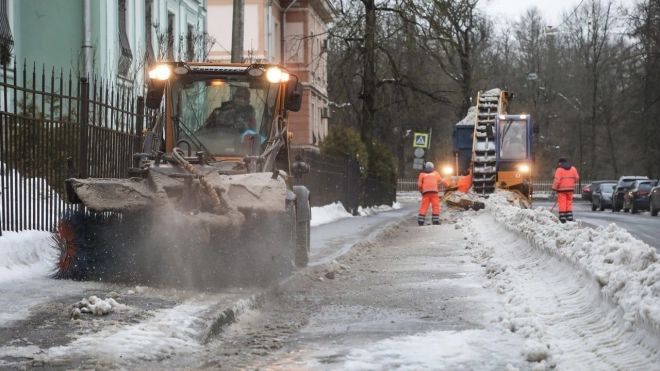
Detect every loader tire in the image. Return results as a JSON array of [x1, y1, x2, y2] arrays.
[[294, 198, 311, 268], [295, 219, 310, 267]]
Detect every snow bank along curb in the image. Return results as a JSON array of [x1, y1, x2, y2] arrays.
[[486, 194, 660, 331], [201, 292, 267, 344]]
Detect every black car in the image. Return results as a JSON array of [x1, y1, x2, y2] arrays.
[[650, 186, 660, 216], [582, 180, 618, 201], [591, 182, 617, 211], [623, 180, 657, 213], [613, 176, 649, 212]]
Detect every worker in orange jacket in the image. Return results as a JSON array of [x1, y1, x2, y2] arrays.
[[552, 157, 580, 223], [418, 162, 450, 226], [457, 169, 472, 193]]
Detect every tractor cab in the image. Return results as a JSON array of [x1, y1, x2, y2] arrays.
[[144, 62, 303, 168], [495, 114, 533, 200]]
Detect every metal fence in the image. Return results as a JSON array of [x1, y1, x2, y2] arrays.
[[292, 149, 362, 213], [397, 178, 591, 195], [0, 61, 151, 233]]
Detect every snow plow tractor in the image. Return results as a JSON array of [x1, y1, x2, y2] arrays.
[[445, 89, 534, 209], [52, 62, 312, 288]]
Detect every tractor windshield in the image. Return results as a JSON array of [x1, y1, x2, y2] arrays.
[[499, 119, 527, 160], [173, 75, 279, 156]]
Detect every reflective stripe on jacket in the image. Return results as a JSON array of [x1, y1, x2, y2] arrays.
[[417, 171, 449, 194], [552, 165, 579, 192]]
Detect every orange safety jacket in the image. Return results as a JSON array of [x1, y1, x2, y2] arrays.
[[418, 171, 449, 194], [552, 163, 579, 192], [457, 174, 472, 193]]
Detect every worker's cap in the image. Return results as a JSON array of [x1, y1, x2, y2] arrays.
[[558, 157, 566, 163], [424, 162, 434, 171]]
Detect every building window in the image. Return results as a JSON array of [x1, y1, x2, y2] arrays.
[[187, 24, 195, 61], [145, 0, 156, 66], [167, 12, 175, 61], [118, 0, 133, 77], [0, 0, 14, 65]]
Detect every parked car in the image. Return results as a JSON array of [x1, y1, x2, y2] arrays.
[[613, 176, 649, 212], [623, 180, 657, 213], [650, 186, 660, 216], [582, 180, 618, 201], [591, 182, 617, 211]]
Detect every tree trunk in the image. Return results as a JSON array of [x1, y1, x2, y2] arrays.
[[360, 0, 377, 152]]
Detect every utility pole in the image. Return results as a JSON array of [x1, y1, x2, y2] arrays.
[[231, 0, 245, 63]]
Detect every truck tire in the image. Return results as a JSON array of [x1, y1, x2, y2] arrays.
[[295, 200, 311, 267]]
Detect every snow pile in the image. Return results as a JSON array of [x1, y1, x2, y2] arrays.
[[485, 194, 660, 330], [357, 202, 402, 216], [482, 88, 502, 97], [0, 162, 63, 228], [456, 106, 476, 126], [311, 202, 353, 226], [0, 231, 57, 282], [49, 302, 207, 364], [73, 295, 128, 316]]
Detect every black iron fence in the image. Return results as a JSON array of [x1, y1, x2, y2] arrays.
[[0, 61, 150, 233], [292, 149, 362, 213], [292, 149, 396, 213]]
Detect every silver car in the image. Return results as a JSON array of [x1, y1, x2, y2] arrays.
[[591, 182, 617, 211]]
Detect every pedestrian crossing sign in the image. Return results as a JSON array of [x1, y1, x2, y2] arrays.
[[413, 133, 429, 148]]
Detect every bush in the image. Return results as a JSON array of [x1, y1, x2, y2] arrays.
[[367, 141, 396, 185], [319, 125, 368, 170]]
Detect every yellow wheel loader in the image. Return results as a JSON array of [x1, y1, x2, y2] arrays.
[[52, 62, 311, 288]]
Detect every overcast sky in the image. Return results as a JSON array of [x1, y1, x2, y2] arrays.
[[480, 0, 637, 26]]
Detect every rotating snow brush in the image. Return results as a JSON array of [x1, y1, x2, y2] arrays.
[[51, 209, 127, 281]]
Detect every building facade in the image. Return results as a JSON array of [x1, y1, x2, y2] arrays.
[[1, 0, 207, 91], [207, 0, 335, 150]]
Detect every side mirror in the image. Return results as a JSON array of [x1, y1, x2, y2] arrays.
[[532, 123, 540, 134], [284, 78, 303, 112], [146, 79, 166, 109]]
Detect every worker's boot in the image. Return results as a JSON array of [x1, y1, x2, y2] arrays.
[[418, 215, 425, 226], [566, 211, 574, 222], [559, 212, 567, 224], [432, 214, 440, 225]]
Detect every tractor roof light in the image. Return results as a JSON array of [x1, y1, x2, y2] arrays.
[[519, 114, 527, 119], [266, 67, 290, 83], [518, 164, 530, 172], [148, 64, 171, 80]]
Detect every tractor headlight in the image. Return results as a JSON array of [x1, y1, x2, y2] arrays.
[[148, 64, 171, 80], [266, 67, 290, 83], [518, 164, 530, 172], [442, 166, 453, 175]]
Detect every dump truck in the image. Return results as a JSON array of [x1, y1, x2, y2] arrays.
[[445, 89, 534, 209], [52, 62, 311, 288]]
